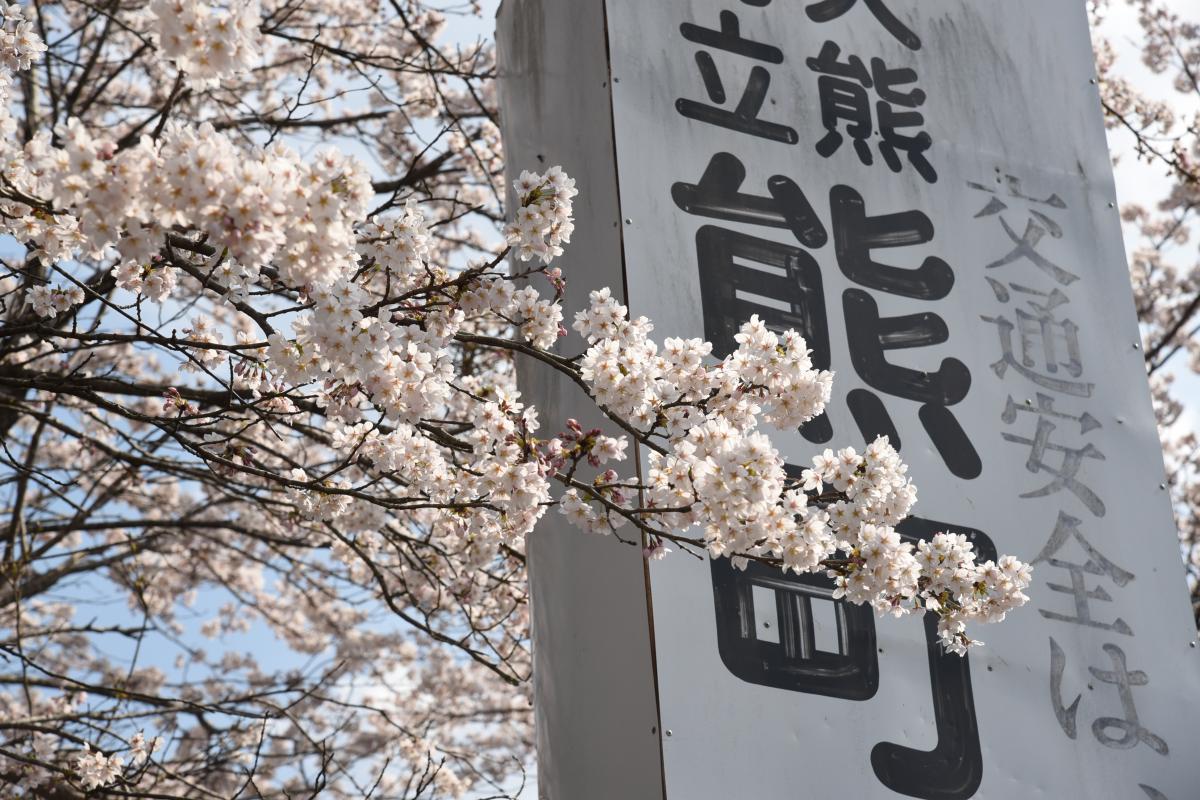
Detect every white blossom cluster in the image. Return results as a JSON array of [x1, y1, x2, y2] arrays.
[[364, 197, 566, 351], [267, 271, 563, 549], [504, 166, 577, 263], [359, 199, 433, 293], [75, 744, 125, 791], [462, 275, 565, 348], [802, 436, 918, 541], [562, 288, 1029, 652], [257, 170, 602, 556], [575, 294, 833, 431], [815, 441, 1033, 652], [0, 1, 46, 72], [801, 442, 1031, 652], [74, 732, 161, 791], [149, 0, 263, 88], [918, 535, 1033, 654], [3, 119, 372, 300], [27, 283, 84, 318], [268, 278, 457, 424], [112, 259, 178, 301], [299, 386, 554, 554], [0, 7, 551, 797], [2, 685, 163, 792], [565, 288, 840, 565], [0, 68, 13, 145]]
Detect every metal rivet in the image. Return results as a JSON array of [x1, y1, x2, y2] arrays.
[[1088, 683, 1094, 690], [1159, 483, 1167, 490], [665, 729, 673, 737], [1190, 641, 1196, 648], [1025, 398, 1033, 406], [624, 218, 632, 225], [1107, 202, 1115, 208], [986, 665, 993, 672], [762, 621, 771, 629], [1133, 342, 1140, 350], [1089, 78, 1097, 84], [613, 76, 620, 83], [1117, 418, 1124, 424]]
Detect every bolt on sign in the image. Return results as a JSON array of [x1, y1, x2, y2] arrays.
[[497, 1, 1200, 798]]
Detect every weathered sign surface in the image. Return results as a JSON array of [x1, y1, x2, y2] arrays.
[[498, 2, 1200, 798]]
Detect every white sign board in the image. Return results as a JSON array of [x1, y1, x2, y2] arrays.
[[500, 1, 1200, 798]]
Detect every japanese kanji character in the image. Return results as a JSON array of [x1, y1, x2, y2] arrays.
[[981, 300, 1095, 397], [1089, 644, 1169, 756], [805, 0, 922, 51], [1035, 511, 1133, 635], [807, 41, 935, 182], [677, 37, 797, 143], [712, 510, 988, 798], [831, 184, 953, 300], [969, 177, 1077, 286], [1002, 414, 1106, 517], [678, 169, 974, 474]]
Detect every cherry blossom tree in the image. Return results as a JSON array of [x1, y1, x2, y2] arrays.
[[0, 1, 1038, 796], [1091, 0, 1200, 621]]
